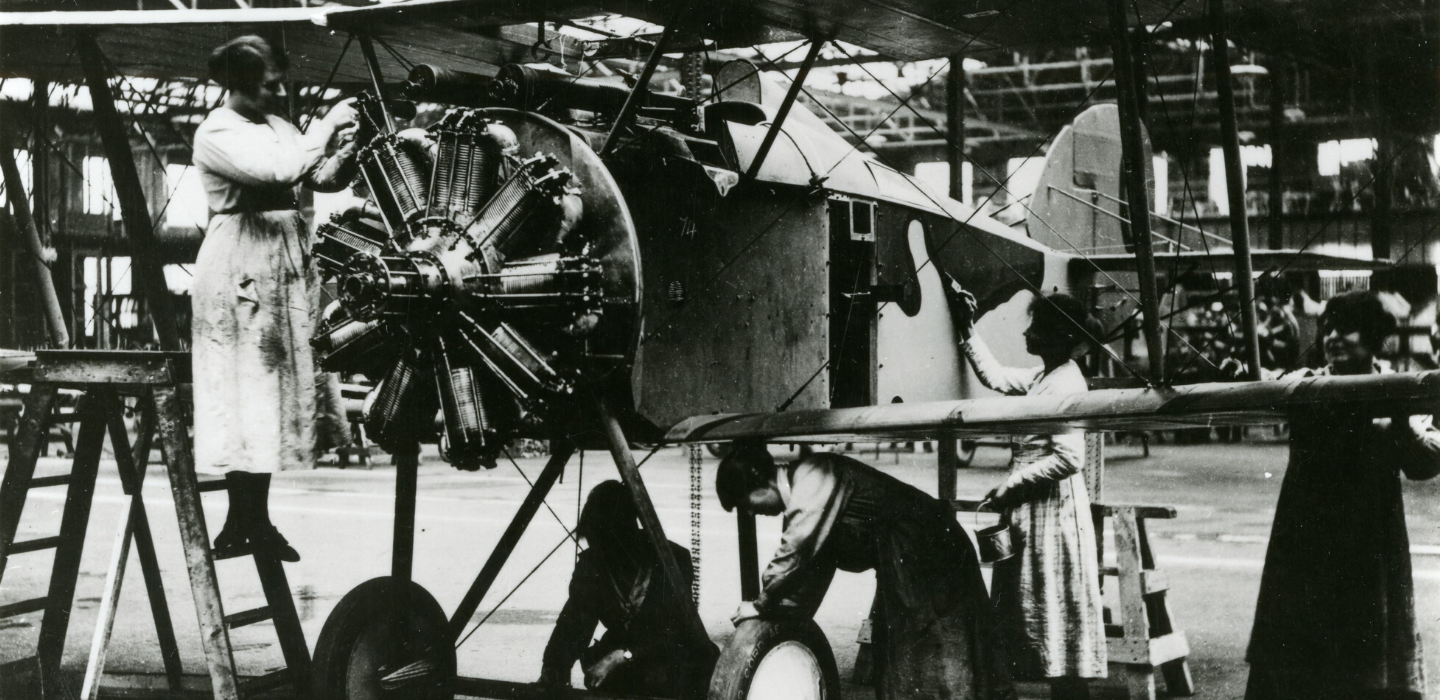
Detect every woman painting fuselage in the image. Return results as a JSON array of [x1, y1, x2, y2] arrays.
[[191, 35, 358, 559], [948, 284, 1107, 700]]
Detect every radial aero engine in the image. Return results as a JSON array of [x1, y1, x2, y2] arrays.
[[312, 96, 641, 469]]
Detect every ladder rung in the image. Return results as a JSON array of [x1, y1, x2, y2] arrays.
[[239, 668, 291, 695], [224, 606, 274, 628], [196, 479, 229, 493], [0, 597, 48, 619], [9, 536, 62, 554], [27, 474, 71, 488]]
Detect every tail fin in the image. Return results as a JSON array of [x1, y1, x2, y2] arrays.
[[1025, 104, 1154, 256]]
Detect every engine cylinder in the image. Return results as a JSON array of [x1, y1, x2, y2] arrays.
[[315, 215, 390, 276], [360, 134, 430, 237], [365, 349, 433, 451]]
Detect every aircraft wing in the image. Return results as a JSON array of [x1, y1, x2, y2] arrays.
[[1075, 250, 1390, 276], [0, 8, 576, 84], [665, 370, 1440, 442], [320, 0, 1204, 62]]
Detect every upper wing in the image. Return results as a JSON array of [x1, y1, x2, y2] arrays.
[[321, 0, 1203, 61], [666, 370, 1440, 441], [0, 8, 576, 84]]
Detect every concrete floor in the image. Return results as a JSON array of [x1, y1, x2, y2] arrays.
[[2, 435, 1439, 699]]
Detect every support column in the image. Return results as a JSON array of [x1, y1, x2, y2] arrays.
[[76, 33, 181, 351], [946, 54, 966, 203], [1208, 0, 1264, 380], [0, 132, 68, 348], [1267, 61, 1286, 251], [1107, 0, 1166, 381]]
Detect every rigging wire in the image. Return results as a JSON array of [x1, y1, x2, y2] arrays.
[[502, 448, 578, 543], [454, 533, 572, 649]]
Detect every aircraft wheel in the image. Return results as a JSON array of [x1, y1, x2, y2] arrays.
[[312, 577, 455, 700], [709, 618, 841, 700]]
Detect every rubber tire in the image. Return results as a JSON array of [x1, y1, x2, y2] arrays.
[[708, 618, 842, 700], [311, 577, 456, 700], [706, 443, 732, 459]]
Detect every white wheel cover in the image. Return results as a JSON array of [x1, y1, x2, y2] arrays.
[[747, 640, 824, 700]]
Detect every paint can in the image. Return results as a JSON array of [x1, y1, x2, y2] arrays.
[[976, 501, 1019, 564]]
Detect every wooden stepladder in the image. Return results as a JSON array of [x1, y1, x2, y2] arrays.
[[948, 435, 1194, 700], [0, 351, 310, 700]]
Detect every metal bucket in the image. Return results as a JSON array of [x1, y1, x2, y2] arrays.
[[975, 501, 1019, 564]]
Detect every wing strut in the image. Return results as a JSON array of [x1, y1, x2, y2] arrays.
[[600, 16, 679, 156], [357, 33, 395, 132], [1106, 0, 1165, 382], [745, 39, 824, 180], [1208, 0, 1265, 381], [75, 32, 183, 352]]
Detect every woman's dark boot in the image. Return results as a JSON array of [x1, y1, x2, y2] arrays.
[[246, 473, 300, 562], [212, 471, 256, 559]]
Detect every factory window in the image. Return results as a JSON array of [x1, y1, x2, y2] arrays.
[[914, 161, 973, 205], [1207, 145, 1271, 216], [1006, 156, 1044, 206], [1316, 139, 1376, 177], [164, 164, 209, 229], [83, 156, 121, 220], [1152, 153, 1169, 216]]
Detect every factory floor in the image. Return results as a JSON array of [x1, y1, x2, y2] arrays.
[[2, 435, 1438, 699]]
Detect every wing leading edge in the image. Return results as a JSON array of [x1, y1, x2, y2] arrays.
[[665, 370, 1440, 442]]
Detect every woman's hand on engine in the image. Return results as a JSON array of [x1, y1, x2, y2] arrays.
[[322, 97, 359, 132]]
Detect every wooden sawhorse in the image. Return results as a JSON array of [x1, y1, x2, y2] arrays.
[[947, 435, 1194, 700], [0, 350, 309, 700]]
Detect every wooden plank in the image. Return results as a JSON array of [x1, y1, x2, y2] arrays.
[[1084, 432, 1104, 502], [0, 385, 57, 586], [1098, 568, 1168, 595], [154, 386, 240, 700], [0, 597, 49, 619], [106, 391, 183, 692], [1146, 631, 1190, 666], [7, 537, 61, 554], [447, 442, 574, 640], [26, 475, 71, 488], [253, 555, 310, 697], [33, 356, 175, 386], [84, 393, 157, 699], [37, 393, 105, 694], [221, 607, 273, 629]]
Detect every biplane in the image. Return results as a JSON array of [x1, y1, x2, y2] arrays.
[[0, 0, 1435, 699]]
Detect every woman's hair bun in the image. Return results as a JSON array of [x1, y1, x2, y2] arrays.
[[208, 35, 285, 92]]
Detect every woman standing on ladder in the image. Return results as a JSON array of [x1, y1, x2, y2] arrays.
[[191, 35, 358, 559], [947, 280, 1108, 700]]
